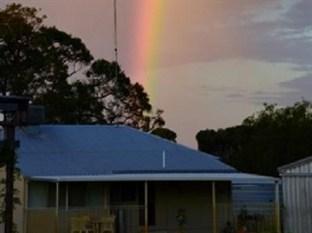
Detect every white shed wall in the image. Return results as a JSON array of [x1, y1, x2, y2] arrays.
[[280, 159, 312, 233]]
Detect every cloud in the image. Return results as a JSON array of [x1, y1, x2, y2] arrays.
[[246, 74, 312, 106], [240, 0, 312, 68], [2, 0, 309, 71], [280, 74, 312, 101], [283, 0, 312, 30], [145, 0, 312, 75], [248, 0, 300, 23]]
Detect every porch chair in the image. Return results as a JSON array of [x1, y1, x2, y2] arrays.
[[70, 216, 95, 233], [99, 215, 116, 233]]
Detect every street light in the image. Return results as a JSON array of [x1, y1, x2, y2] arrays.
[[0, 96, 30, 233]]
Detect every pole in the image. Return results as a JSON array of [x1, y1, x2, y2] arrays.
[[4, 125, 15, 233], [113, 0, 118, 64], [55, 182, 59, 233], [144, 181, 149, 233], [0, 96, 29, 232], [65, 183, 69, 211], [103, 184, 109, 215], [113, 0, 119, 81], [23, 178, 29, 233], [275, 181, 281, 233], [212, 181, 217, 233]]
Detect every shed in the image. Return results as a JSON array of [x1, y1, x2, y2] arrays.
[[278, 156, 312, 233]]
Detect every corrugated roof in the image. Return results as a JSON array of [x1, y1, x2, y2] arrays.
[[10, 125, 237, 178], [278, 156, 312, 173]]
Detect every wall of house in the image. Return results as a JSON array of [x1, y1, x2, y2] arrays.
[[24, 180, 232, 233], [153, 181, 232, 233], [108, 181, 232, 233], [0, 167, 25, 233]]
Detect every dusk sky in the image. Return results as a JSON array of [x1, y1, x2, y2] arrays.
[[1, 0, 312, 147]]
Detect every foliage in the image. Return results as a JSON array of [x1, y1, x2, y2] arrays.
[[196, 100, 312, 176], [0, 3, 169, 129], [0, 143, 20, 232], [0, 3, 93, 96], [151, 127, 177, 142], [0, 3, 95, 123], [85, 59, 152, 127]]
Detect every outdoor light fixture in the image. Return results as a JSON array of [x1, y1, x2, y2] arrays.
[[0, 96, 30, 126], [0, 95, 30, 233]]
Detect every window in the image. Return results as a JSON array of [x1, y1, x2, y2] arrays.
[[59, 183, 67, 208], [28, 182, 56, 208], [69, 183, 86, 207], [85, 183, 104, 207], [59, 182, 105, 208], [110, 182, 138, 204]]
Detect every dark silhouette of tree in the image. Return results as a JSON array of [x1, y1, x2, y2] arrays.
[[0, 3, 167, 129], [85, 59, 152, 127], [0, 4, 93, 96], [196, 100, 312, 176], [0, 3, 96, 122], [151, 127, 177, 142]]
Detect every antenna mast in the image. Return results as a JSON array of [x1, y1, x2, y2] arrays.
[[113, 0, 119, 70]]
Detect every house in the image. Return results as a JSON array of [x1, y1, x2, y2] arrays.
[[279, 156, 312, 233], [0, 125, 279, 233]]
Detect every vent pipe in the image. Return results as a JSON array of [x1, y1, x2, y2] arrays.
[[162, 150, 166, 169]]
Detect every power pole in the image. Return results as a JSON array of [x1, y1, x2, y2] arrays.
[[0, 96, 30, 233], [3, 126, 15, 233]]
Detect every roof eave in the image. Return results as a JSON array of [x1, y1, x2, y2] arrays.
[[278, 156, 312, 173], [26, 172, 279, 183]]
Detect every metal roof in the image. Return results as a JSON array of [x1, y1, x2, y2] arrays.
[[278, 156, 312, 173], [9, 125, 239, 179]]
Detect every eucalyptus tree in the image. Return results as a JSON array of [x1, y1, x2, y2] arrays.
[[197, 101, 312, 176], [0, 3, 164, 128]]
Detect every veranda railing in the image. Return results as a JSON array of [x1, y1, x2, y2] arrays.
[[25, 203, 278, 233]]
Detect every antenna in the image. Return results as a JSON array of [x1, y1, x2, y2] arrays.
[[162, 150, 166, 169], [113, 0, 119, 78]]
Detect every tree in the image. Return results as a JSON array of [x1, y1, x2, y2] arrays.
[[196, 100, 312, 176], [151, 127, 177, 142], [85, 59, 152, 126], [0, 3, 165, 129], [0, 3, 102, 123], [0, 4, 93, 96]]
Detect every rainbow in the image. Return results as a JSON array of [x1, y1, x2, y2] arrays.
[[130, 0, 167, 102]]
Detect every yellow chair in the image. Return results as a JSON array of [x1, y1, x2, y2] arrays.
[[70, 216, 95, 233], [98, 216, 116, 233]]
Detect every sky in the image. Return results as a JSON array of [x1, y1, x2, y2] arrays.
[[1, 0, 312, 148]]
